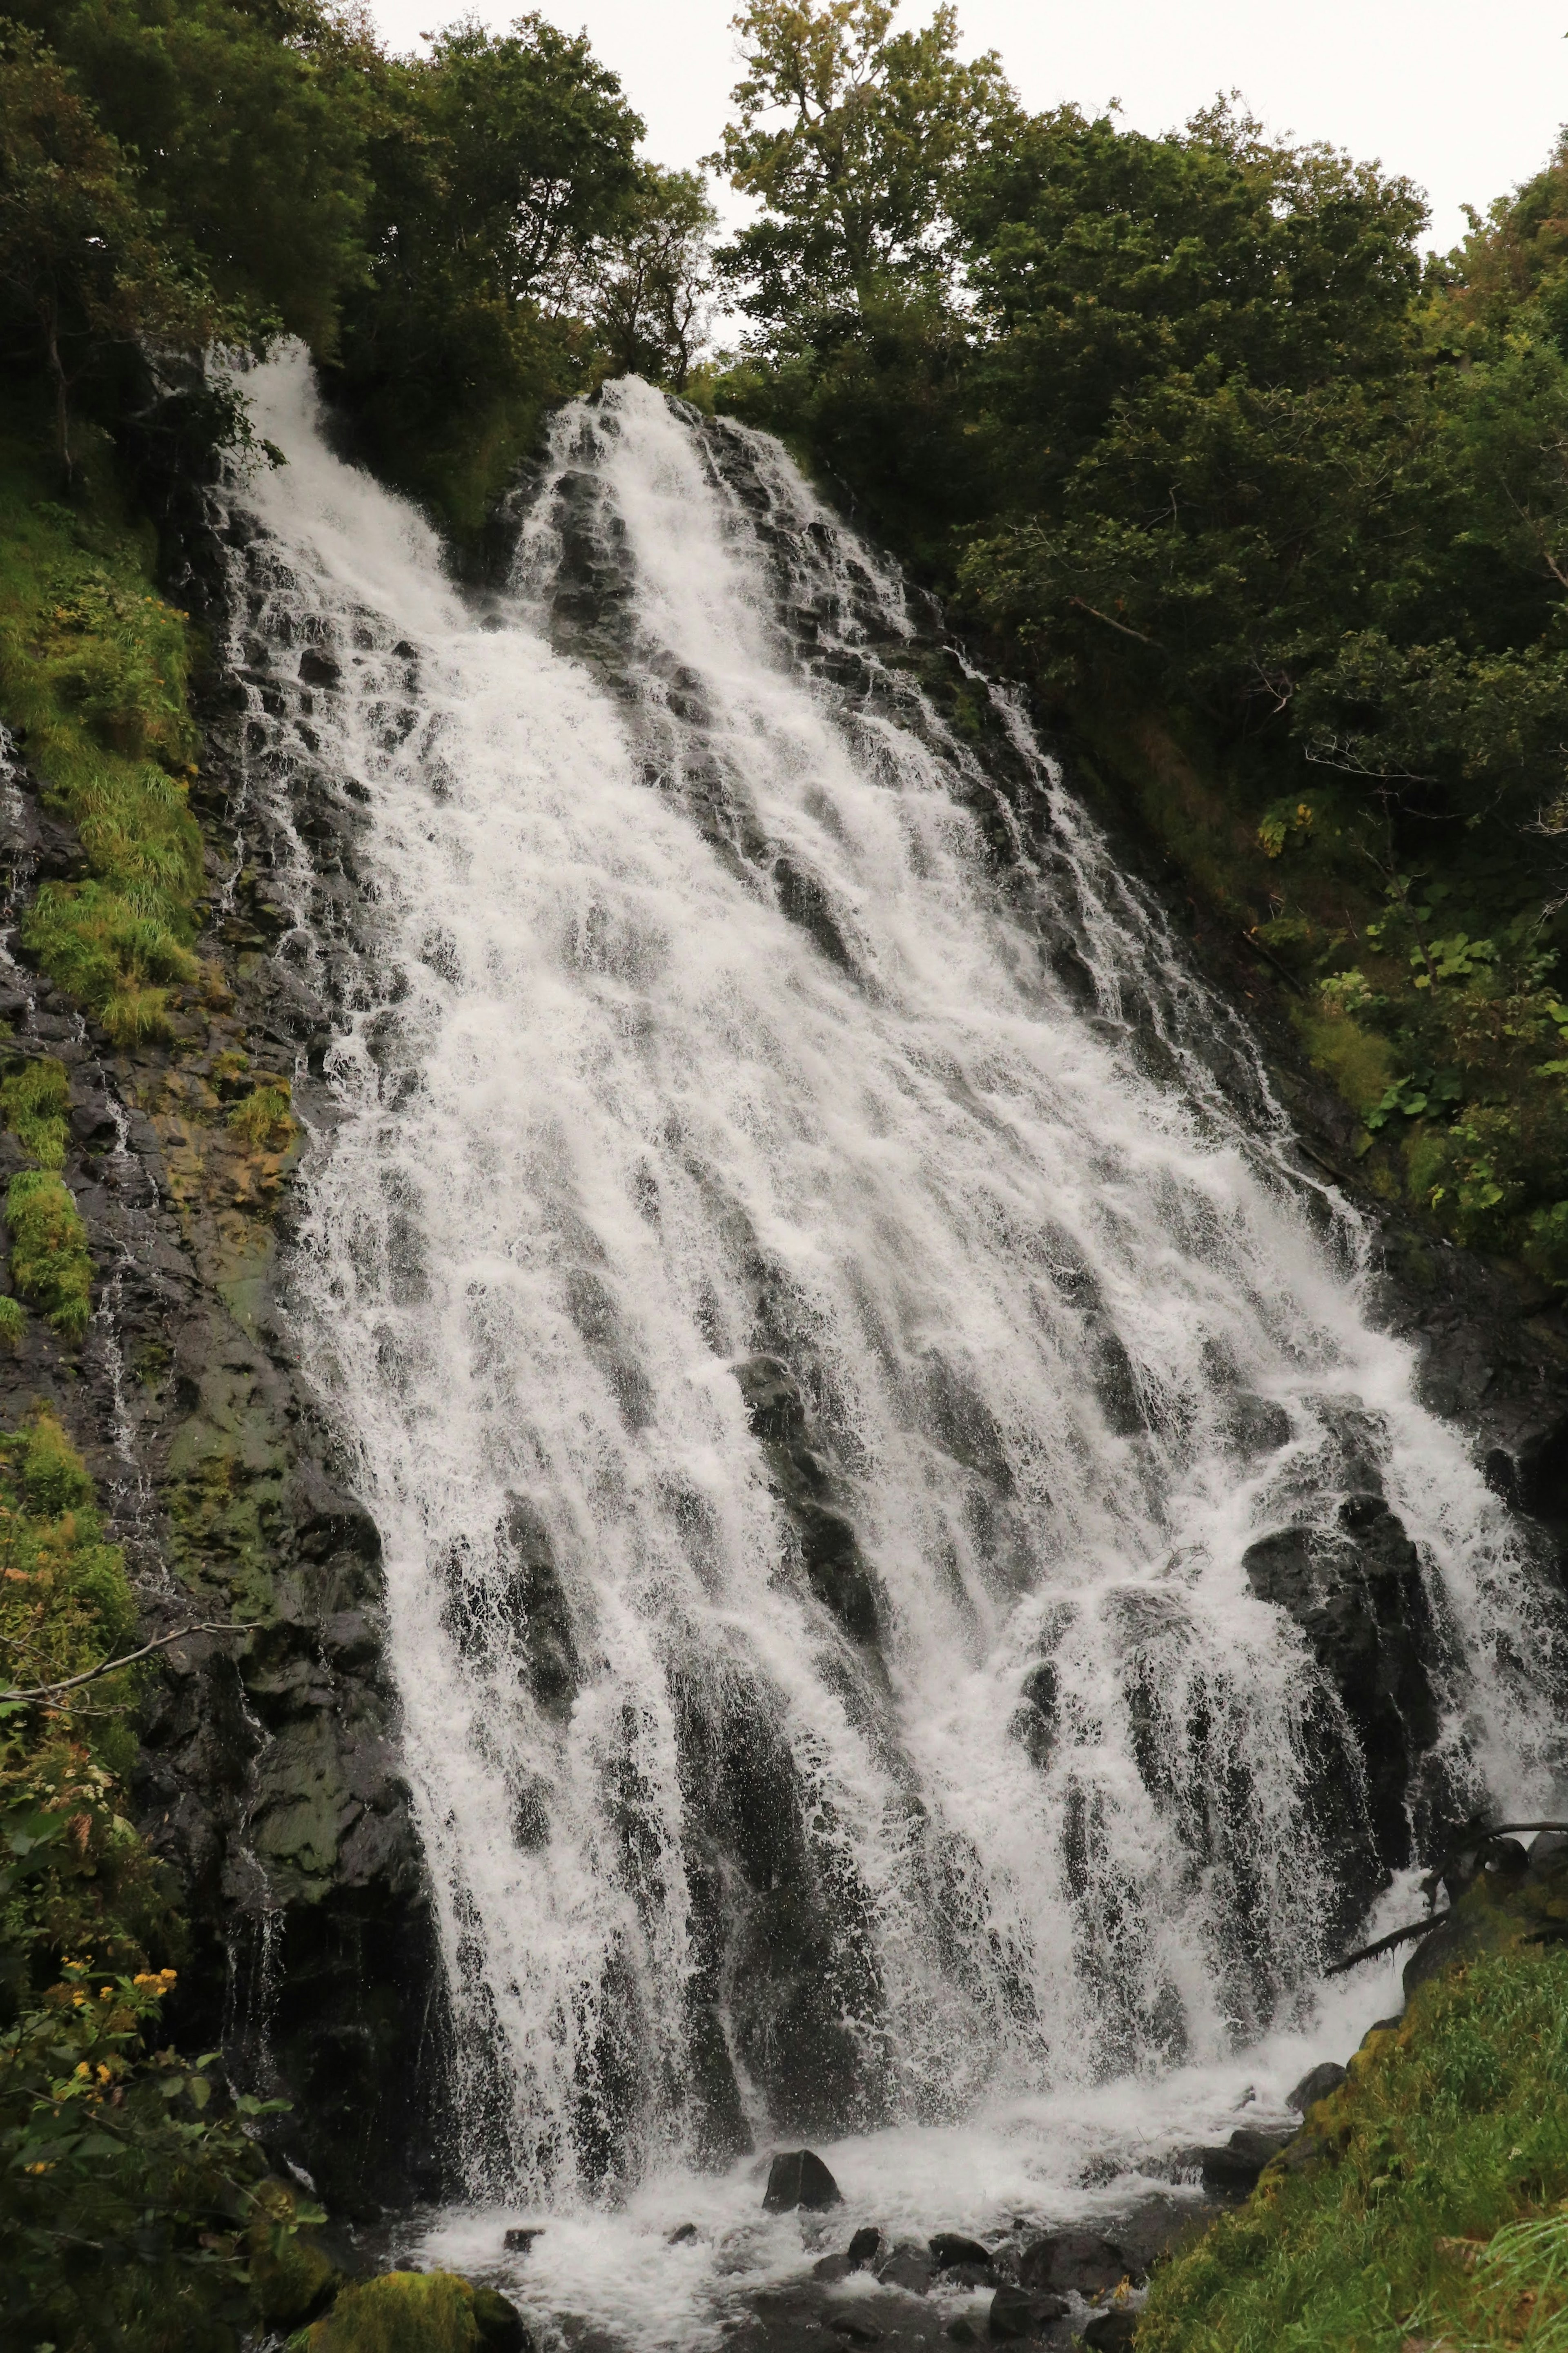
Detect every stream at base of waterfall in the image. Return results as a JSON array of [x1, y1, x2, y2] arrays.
[[219, 347, 1567, 2348]]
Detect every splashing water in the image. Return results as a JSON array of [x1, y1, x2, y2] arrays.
[[217, 349, 1565, 2324]]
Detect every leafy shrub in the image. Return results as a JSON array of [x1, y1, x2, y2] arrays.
[[0, 1960, 292, 2353]]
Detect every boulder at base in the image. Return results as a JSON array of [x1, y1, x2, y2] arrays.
[[762, 2148, 844, 2211], [297, 2270, 531, 2352]]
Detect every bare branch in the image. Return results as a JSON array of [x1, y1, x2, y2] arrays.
[[0, 1621, 260, 1706]]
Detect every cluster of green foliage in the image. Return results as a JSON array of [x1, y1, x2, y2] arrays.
[[710, 0, 1568, 1282], [0, 1059, 92, 1339], [0, 416, 204, 1041], [0, 1410, 327, 2350], [0, 0, 720, 542], [1139, 1946, 1568, 2350]]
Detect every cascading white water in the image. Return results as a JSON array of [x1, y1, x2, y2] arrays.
[[220, 348, 1566, 2321]]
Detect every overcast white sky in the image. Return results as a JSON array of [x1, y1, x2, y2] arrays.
[[366, 0, 1568, 256]]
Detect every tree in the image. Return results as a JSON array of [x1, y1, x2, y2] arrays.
[[590, 167, 716, 389], [331, 12, 646, 532], [0, 0, 376, 359], [710, 0, 1014, 338], [0, 27, 231, 480]]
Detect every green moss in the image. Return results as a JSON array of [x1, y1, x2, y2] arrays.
[[7, 1168, 91, 1336], [1293, 1008, 1398, 1123], [1139, 1913, 1568, 2352], [0, 406, 204, 1036], [0, 1057, 70, 1167], [0, 1295, 24, 1349], [295, 2269, 524, 2353]]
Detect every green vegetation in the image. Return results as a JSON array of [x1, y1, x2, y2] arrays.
[[0, 422, 203, 1039], [0, 1055, 91, 1338], [0, 1411, 330, 2350], [1141, 1946, 1568, 2349], [7, 1171, 91, 1337], [710, 0, 1568, 1282]]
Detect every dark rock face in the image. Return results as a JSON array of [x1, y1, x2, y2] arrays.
[[762, 2148, 844, 2212], [1243, 1492, 1440, 1882], [732, 1356, 881, 1646], [1018, 2232, 1124, 2298], [1287, 2060, 1348, 2112], [0, 638, 438, 2205]]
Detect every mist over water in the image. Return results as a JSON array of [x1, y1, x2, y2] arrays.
[[220, 348, 1566, 2335]]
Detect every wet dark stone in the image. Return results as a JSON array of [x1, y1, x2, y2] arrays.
[[931, 2234, 995, 2272], [299, 649, 342, 686], [878, 2240, 935, 2295], [472, 2288, 532, 2353], [989, 2282, 1068, 2339], [1243, 1493, 1439, 1880], [1018, 2232, 1124, 2297], [813, 2254, 854, 2283], [503, 1495, 580, 1712], [667, 2222, 698, 2246], [1286, 2061, 1347, 2112], [1081, 2314, 1138, 2352], [847, 2227, 884, 2268], [1185, 2125, 1295, 2190], [731, 1356, 881, 1648], [503, 2227, 544, 2253], [762, 2148, 843, 2212]]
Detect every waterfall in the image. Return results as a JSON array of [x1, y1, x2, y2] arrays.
[[219, 347, 1564, 2253]]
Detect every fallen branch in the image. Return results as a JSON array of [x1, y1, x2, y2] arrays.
[[1325, 1913, 1453, 1977], [1328, 1822, 1568, 1975], [0, 1621, 260, 1705]]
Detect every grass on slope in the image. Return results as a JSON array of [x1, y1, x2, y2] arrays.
[[1139, 1940, 1568, 2353], [0, 398, 205, 1045]]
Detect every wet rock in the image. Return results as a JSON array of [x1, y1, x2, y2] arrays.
[[813, 2253, 855, 2283], [847, 2227, 884, 2268], [878, 2239, 935, 2295], [1019, 2233, 1125, 2297], [732, 1356, 881, 1648], [1530, 1828, 1568, 1870], [826, 2317, 882, 2346], [989, 2283, 1069, 2339], [1012, 1663, 1059, 1768], [667, 2222, 698, 2246], [763, 2148, 843, 2212], [1207, 2126, 1296, 2188], [503, 2227, 544, 2253], [931, 2234, 996, 2273], [1286, 2061, 1347, 2112], [1243, 1493, 1439, 1878], [1080, 2314, 1138, 2353], [1106, 2196, 1211, 2275]]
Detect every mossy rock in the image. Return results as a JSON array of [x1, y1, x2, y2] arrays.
[[293, 2270, 531, 2353]]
